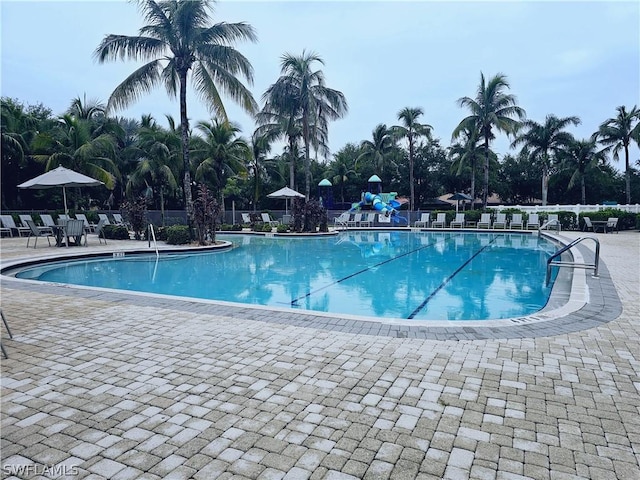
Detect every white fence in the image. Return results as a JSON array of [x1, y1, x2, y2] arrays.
[[494, 204, 640, 215]]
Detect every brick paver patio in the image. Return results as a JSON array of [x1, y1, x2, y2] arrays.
[[1, 230, 638, 479]]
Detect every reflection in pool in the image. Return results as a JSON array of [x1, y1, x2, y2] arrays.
[[15, 231, 559, 321]]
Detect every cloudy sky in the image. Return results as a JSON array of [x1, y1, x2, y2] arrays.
[[2, 0, 639, 165]]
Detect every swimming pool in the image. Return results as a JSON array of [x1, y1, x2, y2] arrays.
[[13, 231, 560, 321]]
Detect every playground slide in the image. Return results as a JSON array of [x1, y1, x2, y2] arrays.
[[351, 192, 407, 224]]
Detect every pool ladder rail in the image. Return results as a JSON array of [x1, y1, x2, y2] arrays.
[[545, 236, 600, 286], [148, 224, 159, 258]]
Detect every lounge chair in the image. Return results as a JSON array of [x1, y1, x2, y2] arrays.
[[526, 213, 539, 229], [75, 213, 95, 232], [360, 213, 375, 227], [58, 214, 70, 222], [41, 214, 57, 229], [492, 213, 507, 229], [545, 214, 560, 231], [0, 215, 29, 237], [333, 212, 350, 229], [21, 214, 54, 235], [477, 213, 491, 229], [98, 213, 112, 225], [347, 213, 362, 228], [261, 213, 279, 227], [431, 213, 446, 228], [509, 213, 524, 230], [413, 213, 430, 228], [94, 218, 107, 245], [450, 213, 465, 228], [241, 213, 252, 225], [582, 216, 594, 232], [112, 213, 126, 225], [607, 217, 619, 233], [25, 219, 55, 248]]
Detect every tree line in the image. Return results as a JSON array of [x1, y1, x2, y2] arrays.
[[2, 0, 639, 222]]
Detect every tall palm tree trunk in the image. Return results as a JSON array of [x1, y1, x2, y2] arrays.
[[289, 138, 296, 189], [303, 112, 311, 200], [541, 164, 549, 206], [624, 145, 631, 204], [179, 72, 194, 227], [409, 136, 415, 211], [470, 158, 476, 204], [483, 136, 490, 209], [581, 176, 586, 205]]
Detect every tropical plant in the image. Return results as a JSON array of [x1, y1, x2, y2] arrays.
[[452, 72, 526, 208], [127, 119, 181, 224], [357, 124, 396, 176], [511, 114, 580, 206], [561, 138, 607, 205], [262, 50, 348, 199], [448, 125, 483, 202], [190, 119, 250, 202], [66, 94, 106, 121], [596, 105, 640, 204], [193, 183, 221, 244], [392, 107, 432, 211], [327, 144, 359, 204], [94, 0, 258, 230]]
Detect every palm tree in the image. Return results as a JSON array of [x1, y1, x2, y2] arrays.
[[94, 0, 258, 227], [356, 124, 396, 175], [127, 119, 181, 224], [66, 94, 106, 121], [452, 73, 525, 208], [562, 138, 606, 205], [190, 119, 250, 204], [448, 125, 484, 202], [511, 114, 580, 206], [247, 130, 280, 211], [393, 107, 432, 211], [327, 147, 358, 204], [596, 105, 640, 204], [262, 50, 348, 199]]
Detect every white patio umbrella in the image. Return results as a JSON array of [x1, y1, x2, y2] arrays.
[[18, 166, 105, 215], [267, 186, 305, 214]]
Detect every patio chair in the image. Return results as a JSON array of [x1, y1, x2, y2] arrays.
[[261, 212, 279, 227], [94, 218, 107, 245], [112, 213, 126, 225], [21, 214, 54, 235], [0, 215, 29, 237], [241, 213, 252, 225], [509, 213, 524, 229], [492, 213, 507, 229], [450, 213, 465, 228], [334, 212, 350, 229], [431, 213, 447, 228], [477, 213, 491, 229], [63, 219, 87, 247], [25, 219, 55, 248], [413, 213, 430, 228], [74, 213, 95, 232], [526, 213, 539, 229], [98, 213, 112, 226], [607, 217, 619, 233], [58, 214, 70, 221], [582, 216, 594, 232], [545, 214, 560, 231]]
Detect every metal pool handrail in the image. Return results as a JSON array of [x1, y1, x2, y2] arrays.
[[546, 236, 600, 286], [148, 224, 159, 258]]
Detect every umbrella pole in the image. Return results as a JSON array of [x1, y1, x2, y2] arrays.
[[63, 186, 69, 215]]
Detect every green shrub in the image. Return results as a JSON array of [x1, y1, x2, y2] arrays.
[[636, 214, 640, 230], [166, 225, 191, 245], [103, 225, 130, 240], [276, 224, 289, 233], [262, 223, 274, 232]]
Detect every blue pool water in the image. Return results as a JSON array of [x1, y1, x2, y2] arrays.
[[15, 231, 559, 321]]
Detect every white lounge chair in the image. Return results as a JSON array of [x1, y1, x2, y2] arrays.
[[347, 213, 362, 228], [607, 217, 619, 233], [360, 213, 375, 227], [333, 212, 350, 229], [450, 213, 465, 228], [0, 215, 29, 237], [98, 213, 112, 225], [509, 213, 524, 229], [493, 213, 507, 229], [477, 213, 491, 229], [526, 213, 539, 230], [431, 213, 446, 228], [94, 218, 108, 245], [261, 212, 279, 227], [74, 213, 95, 232], [582, 216, 594, 232], [413, 213, 430, 228]]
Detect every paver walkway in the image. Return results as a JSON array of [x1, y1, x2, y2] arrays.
[[1, 231, 639, 479]]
